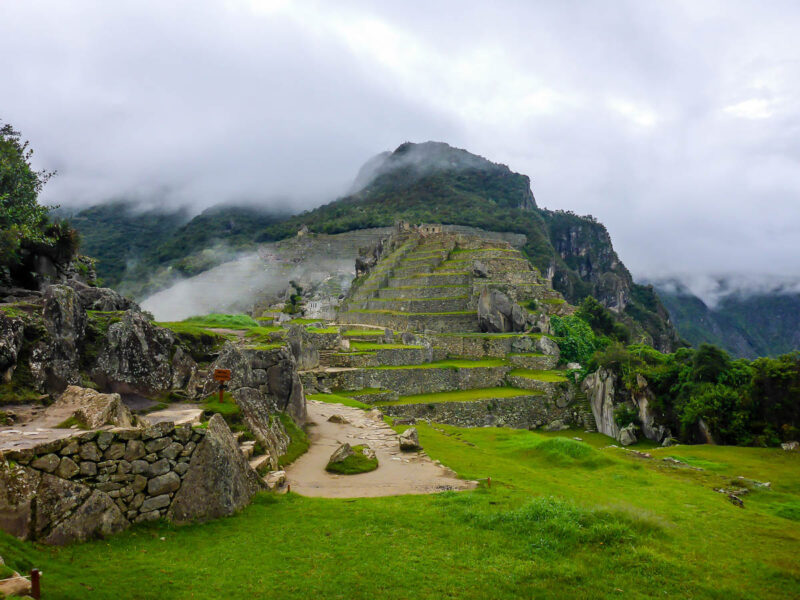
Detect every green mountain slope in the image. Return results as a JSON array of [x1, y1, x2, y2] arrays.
[[66, 141, 680, 351]]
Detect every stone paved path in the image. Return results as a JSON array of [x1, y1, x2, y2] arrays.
[[285, 399, 476, 498]]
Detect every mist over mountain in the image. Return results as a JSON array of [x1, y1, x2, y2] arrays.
[[67, 141, 680, 351], [649, 275, 800, 358]]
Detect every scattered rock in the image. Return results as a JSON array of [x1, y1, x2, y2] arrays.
[[327, 414, 350, 424], [265, 470, 286, 490], [618, 424, 637, 446], [399, 427, 421, 451], [328, 443, 354, 464], [781, 441, 799, 451]]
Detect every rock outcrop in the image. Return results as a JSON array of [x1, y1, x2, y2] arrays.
[[0, 313, 24, 383], [232, 387, 290, 470], [93, 310, 180, 395], [288, 325, 320, 370], [477, 289, 527, 333], [167, 415, 264, 524], [31, 284, 86, 391]]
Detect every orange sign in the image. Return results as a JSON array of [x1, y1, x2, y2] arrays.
[[213, 369, 232, 382]]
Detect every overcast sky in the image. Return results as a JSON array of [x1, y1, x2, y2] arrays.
[[2, 0, 799, 283]]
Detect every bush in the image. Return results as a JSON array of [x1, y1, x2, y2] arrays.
[[550, 315, 604, 365]]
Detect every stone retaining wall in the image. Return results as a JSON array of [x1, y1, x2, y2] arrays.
[[381, 394, 579, 430], [0, 414, 262, 545]]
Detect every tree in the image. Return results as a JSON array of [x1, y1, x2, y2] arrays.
[[0, 120, 57, 266]]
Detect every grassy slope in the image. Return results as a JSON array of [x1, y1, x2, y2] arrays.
[[380, 387, 542, 406], [1, 422, 798, 599]]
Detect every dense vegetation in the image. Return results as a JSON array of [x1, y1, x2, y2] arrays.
[[0, 120, 79, 286], [1, 422, 797, 598], [552, 297, 800, 446]]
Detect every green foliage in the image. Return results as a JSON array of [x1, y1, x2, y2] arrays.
[[577, 296, 631, 343], [307, 392, 373, 410], [549, 314, 605, 365], [614, 404, 639, 428], [593, 339, 800, 446], [325, 445, 379, 474], [277, 413, 309, 467]]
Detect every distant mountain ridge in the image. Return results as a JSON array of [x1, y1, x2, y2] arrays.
[[65, 141, 680, 351], [651, 277, 800, 358]]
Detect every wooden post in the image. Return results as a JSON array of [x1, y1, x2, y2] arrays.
[[31, 569, 40, 600], [213, 369, 232, 403]]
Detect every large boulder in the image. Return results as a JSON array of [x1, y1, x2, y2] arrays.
[[582, 368, 619, 439], [0, 463, 128, 544], [477, 289, 527, 333], [0, 312, 24, 383], [232, 387, 290, 470], [30, 284, 86, 391], [93, 310, 176, 395], [167, 414, 264, 523], [328, 443, 354, 464], [171, 347, 198, 390], [46, 386, 134, 429], [287, 325, 320, 371]]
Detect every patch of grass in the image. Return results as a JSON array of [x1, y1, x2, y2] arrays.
[[286, 318, 327, 325], [202, 393, 241, 426], [772, 501, 800, 522], [532, 437, 613, 469], [184, 313, 259, 329], [56, 415, 86, 429], [346, 309, 474, 316], [0, 563, 17, 579], [307, 393, 372, 410], [381, 387, 538, 406], [0, 382, 41, 405], [342, 329, 384, 337], [306, 327, 339, 334], [325, 445, 379, 475], [277, 413, 309, 468], [508, 369, 568, 382]]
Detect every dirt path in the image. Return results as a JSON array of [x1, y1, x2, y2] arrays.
[[285, 400, 477, 498]]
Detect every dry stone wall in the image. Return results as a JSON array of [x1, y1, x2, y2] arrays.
[[0, 414, 262, 545]]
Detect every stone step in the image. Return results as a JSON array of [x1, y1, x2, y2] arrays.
[[426, 332, 545, 358], [324, 345, 439, 368], [313, 361, 511, 396], [398, 252, 448, 265], [249, 454, 270, 472], [358, 296, 471, 313], [392, 264, 437, 277], [388, 273, 471, 288], [338, 310, 479, 333], [505, 369, 568, 393], [508, 353, 559, 370], [239, 440, 256, 459], [380, 392, 563, 429], [376, 285, 470, 300]]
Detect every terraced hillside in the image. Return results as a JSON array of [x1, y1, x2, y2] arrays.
[[300, 227, 596, 432]]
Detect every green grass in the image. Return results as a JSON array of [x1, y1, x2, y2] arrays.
[[508, 369, 568, 382], [184, 313, 259, 329], [286, 318, 328, 325], [2, 421, 799, 598], [307, 393, 372, 410], [380, 387, 540, 406], [277, 414, 309, 468], [371, 358, 508, 370], [325, 445, 379, 475], [201, 393, 241, 427], [306, 327, 339, 334], [156, 321, 229, 341]]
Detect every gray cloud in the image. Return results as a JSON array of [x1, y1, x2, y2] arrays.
[[2, 0, 800, 283]]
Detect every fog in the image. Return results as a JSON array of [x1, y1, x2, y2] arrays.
[[3, 1, 800, 283]]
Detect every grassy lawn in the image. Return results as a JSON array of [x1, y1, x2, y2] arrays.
[[508, 368, 568, 382], [183, 313, 259, 329], [379, 387, 541, 406], [1, 420, 798, 598], [371, 358, 508, 370]]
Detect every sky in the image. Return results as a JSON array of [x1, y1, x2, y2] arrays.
[[2, 0, 800, 284]]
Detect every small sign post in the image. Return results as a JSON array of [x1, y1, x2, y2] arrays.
[[213, 369, 232, 403]]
